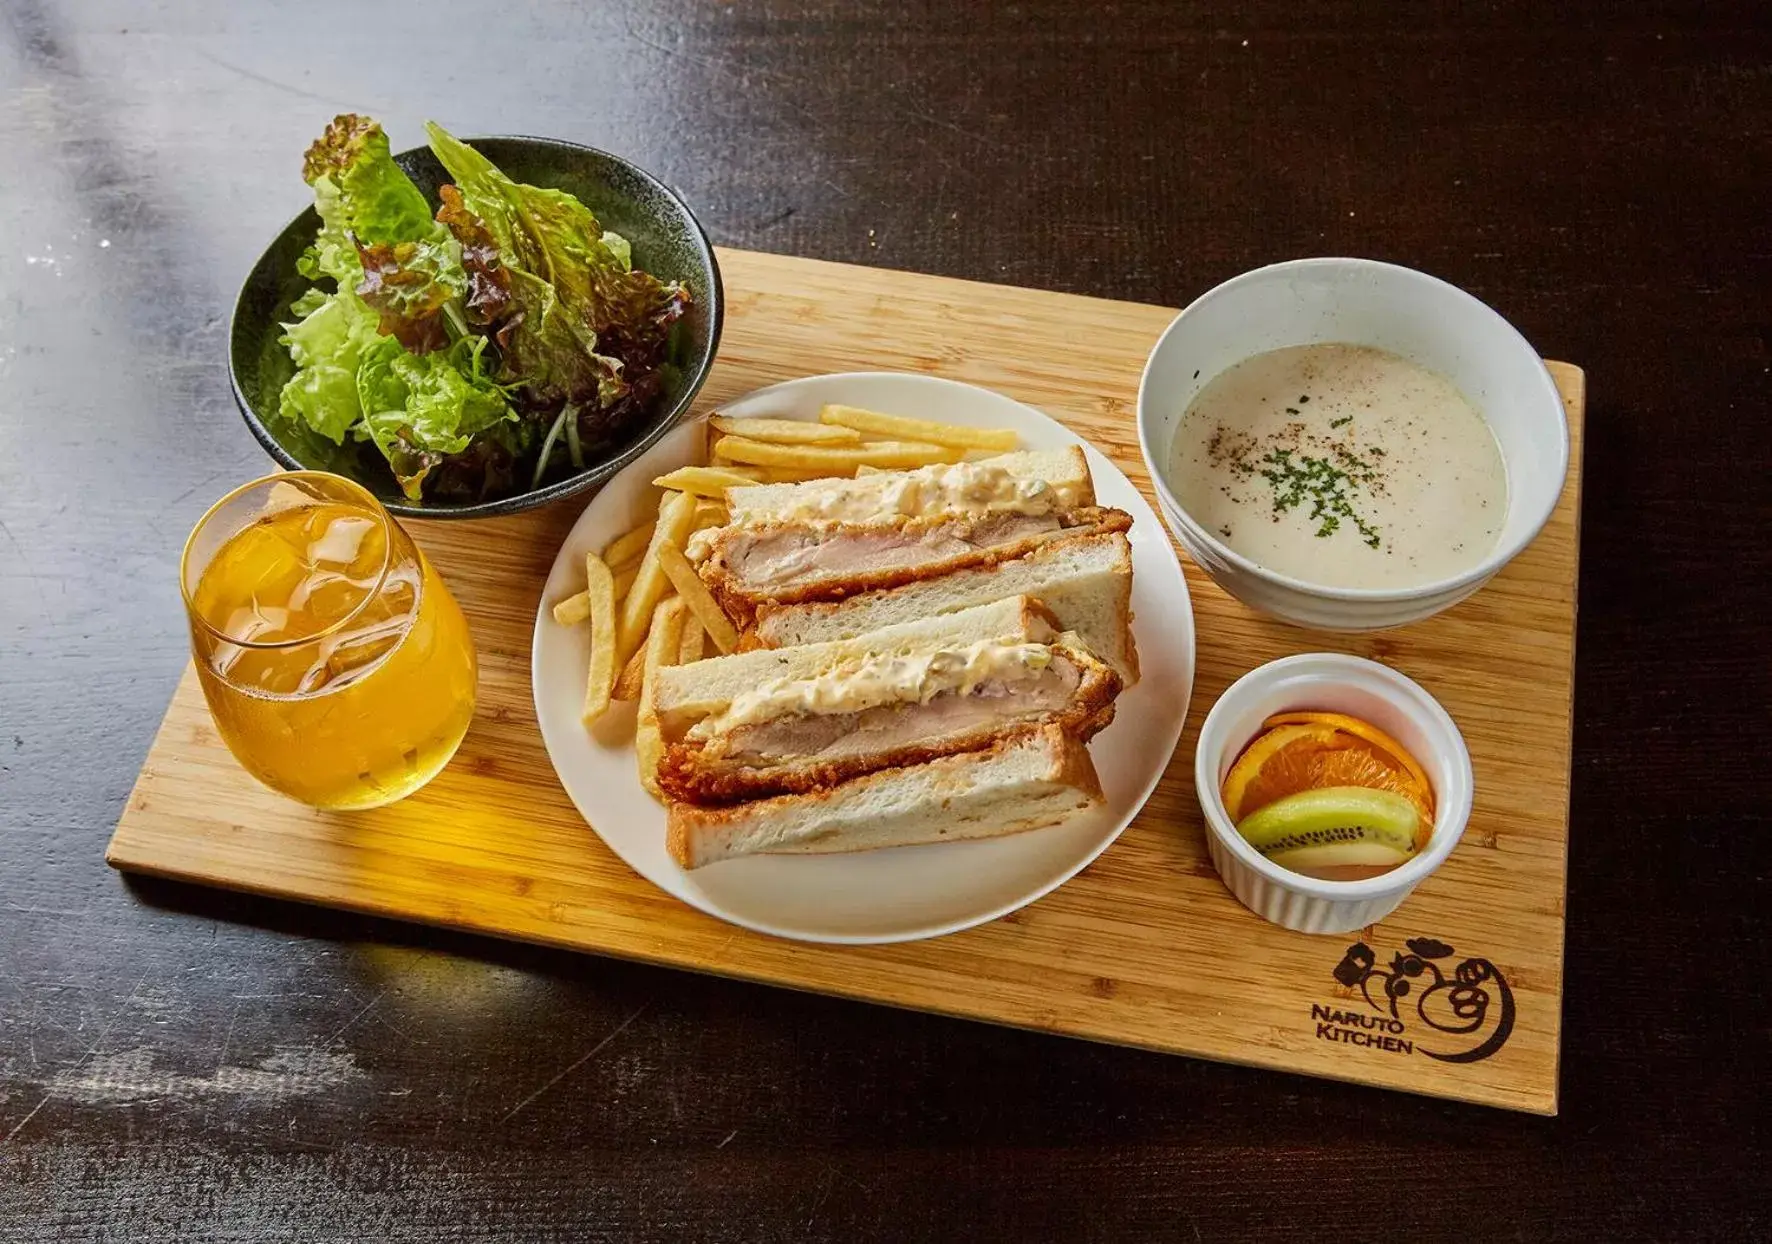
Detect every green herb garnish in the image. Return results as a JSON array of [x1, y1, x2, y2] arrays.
[[1256, 447, 1383, 548]]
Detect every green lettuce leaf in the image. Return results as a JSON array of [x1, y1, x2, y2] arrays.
[[600, 229, 632, 270], [425, 123, 688, 413], [354, 335, 516, 499], [276, 288, 383, 443], [298, 115, 437, 287]]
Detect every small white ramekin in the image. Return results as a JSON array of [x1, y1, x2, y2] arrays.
[[1136, 257, 1569, 632], [1194, 653, 1474, 934]]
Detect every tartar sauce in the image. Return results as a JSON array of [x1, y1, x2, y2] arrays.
[[689, 639, 1053, 738], [729, 461, 1062, 528]]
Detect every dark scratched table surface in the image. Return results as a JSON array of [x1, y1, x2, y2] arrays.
[[2, 2, 1768, 1240]]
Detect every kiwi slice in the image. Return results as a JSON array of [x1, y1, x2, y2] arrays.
[[1234, 786, 1421, 877]]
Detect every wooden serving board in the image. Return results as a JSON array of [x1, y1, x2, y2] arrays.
[[109, 249, 1584, 1114]]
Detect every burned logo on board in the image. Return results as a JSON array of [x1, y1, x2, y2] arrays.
[[1311, 937, 1516, 1063]]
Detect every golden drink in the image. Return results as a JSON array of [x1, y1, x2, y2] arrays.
[[183, 473, 476, 809]]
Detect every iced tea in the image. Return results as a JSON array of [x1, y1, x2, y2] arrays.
[[182, 473, 476, 808]]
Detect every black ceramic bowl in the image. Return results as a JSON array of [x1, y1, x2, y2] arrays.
[[230, 135, 723, 519]]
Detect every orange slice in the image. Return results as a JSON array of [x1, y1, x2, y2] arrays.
[[1261, 711, 1434, 810], [1220, 722, 1337, 822]]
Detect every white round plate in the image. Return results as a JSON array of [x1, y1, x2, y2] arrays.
[[532, 372, 1195, 944]]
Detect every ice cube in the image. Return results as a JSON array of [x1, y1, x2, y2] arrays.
[[307, 515, 377, 571]]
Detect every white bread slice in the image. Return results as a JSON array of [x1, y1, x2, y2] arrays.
[[651, 595, 1057, 736], [725, 447, 1093, 525], [751, 531, 1138, 685], [665, 724, 1103, 869]]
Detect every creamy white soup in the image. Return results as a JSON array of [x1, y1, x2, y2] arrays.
[[1166, 344, 1507, 589]]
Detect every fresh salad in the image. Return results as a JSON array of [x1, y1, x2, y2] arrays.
[[277, 115, 690, 502]]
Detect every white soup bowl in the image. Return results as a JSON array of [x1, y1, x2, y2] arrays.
[[1136, 257, 1568, 631]]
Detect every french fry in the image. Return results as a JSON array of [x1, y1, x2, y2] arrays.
[[602, 521, 655, 568], [635, 726, 663, 794], [854, 464, 885, 476], [756, 467, 850, 484], [617, 490, 699, 661], [612, 641, 647, 701], [818, 404, 1019, 452], [708, 415, 862, 445], [552, 590, 592, 627], [692, 500, 728, 530], [689, 416, 712, 468], [656, 541, 740, 654], [677, 615, 705, 664], [650, 465, 761, 496], [710, 443, 837, 476], [553, 544, 636, 624], [579, 552, 619, 724], [713, 437, 964, 471], [636, 598, 685, 798]]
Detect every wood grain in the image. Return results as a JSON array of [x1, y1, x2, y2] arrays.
[[106, 248, 1584, 1114]]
